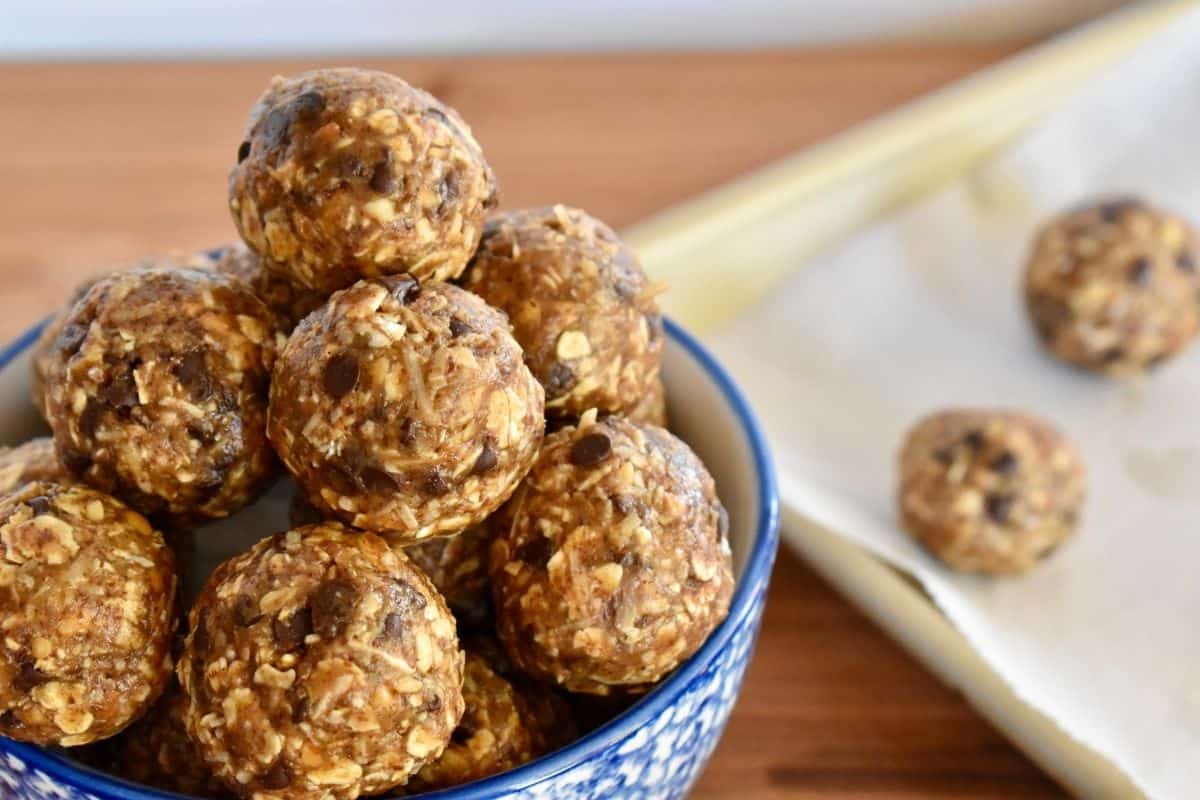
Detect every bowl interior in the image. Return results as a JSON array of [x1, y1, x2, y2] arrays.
[[0, 317, 777, 799]]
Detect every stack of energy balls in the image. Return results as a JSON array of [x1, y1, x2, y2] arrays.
[[0, 68, 734, 800]]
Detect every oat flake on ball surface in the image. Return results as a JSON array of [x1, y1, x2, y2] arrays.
[[229, 67, 498, 293], [268, 275, 544, 542]]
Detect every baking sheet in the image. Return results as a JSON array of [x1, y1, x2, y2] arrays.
[[705, 9, 1200, 799]]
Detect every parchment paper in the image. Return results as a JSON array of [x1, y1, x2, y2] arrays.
[[708, 11, 1200, 798]]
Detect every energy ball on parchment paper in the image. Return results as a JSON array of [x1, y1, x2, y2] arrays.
[[403, 649, 574, 794], [0, 482, 177, 747], [229, 67, 499, 293], [898, 409, 1085, 576], [463, 205, 664, 421], [269, 275, 544, 541], [490, 412, 733, 695], [0, 437, 70, 494], [289, 488, 493, 631], [41, 267, 283, 522], [177, 523, 464, 800], [1024, 197, 1200, 375], [90, 682, 228, 798], [210, 242, 328, 332]]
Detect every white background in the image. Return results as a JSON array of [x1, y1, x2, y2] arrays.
[[2, 0, 1126, 59]]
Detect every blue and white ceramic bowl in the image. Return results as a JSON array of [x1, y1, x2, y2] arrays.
[[0, 318, 779, 800]]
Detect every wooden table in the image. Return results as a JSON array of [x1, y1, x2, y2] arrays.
[[0, 49, 1067, 798]]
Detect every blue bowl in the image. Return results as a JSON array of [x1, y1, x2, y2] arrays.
[[0, 318, 779, 800]]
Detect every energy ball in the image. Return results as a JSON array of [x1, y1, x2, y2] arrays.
[[31, 253, 216, 421], [1025, 197, 1200, 374], [898, 409, 1085, 575], [210, 242, 327, 331], [42, 267, 282, 522], [464, 206, 664, 420], [404, 649, 574, 793], [0, 437, 70, 494], [229, 67, 498, 293], [177, 523, 464, 800], [289, 488, 493, 630], [0, 482, 177, 746], [490, 413, 733, 695], [269, 276, 544, 541], [94, 684, 227, 798]]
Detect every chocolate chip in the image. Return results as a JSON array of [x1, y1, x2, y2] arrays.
[[437, 172, 459, 215], [290, 90, 325, 121], [233, 596, 261, 627], [237, 140, 251, 163], [260, 760, 292, 790], [517, 535, 554, 568], [337, 153, 369, 180], [55, 321, 88, 357], [192, 617, 209, 653], [424, 469, 450, 496], [1178, 252, 1196, 273], [451, 724, 474, 745], [101, 370, 138, 411], [1099, 197, 1140, 222], [449, 317, 472, 338], [26, 495, 52, 516], [273, 607, 313, 650], [424, 107, 451, 127], [985, 493, 1015, 524], [173, 350, 213, 401], [262, 107, 292, 148], [291, 694, 309, 723], [570, 433, 612, 467], [381, 612, 405, 639], [389, 579, 427, 613], [322, 353, 359, 399], [369, 153, 396, 195], [933, 447, 954, 466], [1101, 347, 1126, 364], [425, 694, 442, 713], [1129, 257, 1152, 285], [471, 440, 498, 475], [14, 661, 47, 692], [990, 451, 1018, 475], [389, 275, 421, 305], [547, 362, 574, 395], [78, 399, 104, 440], [399, 418, 421, 448], [312, 580, 357, 639], [360, 466, 397, 492], [962, 430, 984, 450]]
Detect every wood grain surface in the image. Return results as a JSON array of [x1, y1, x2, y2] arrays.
[[0, 48, 1066, 798]]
